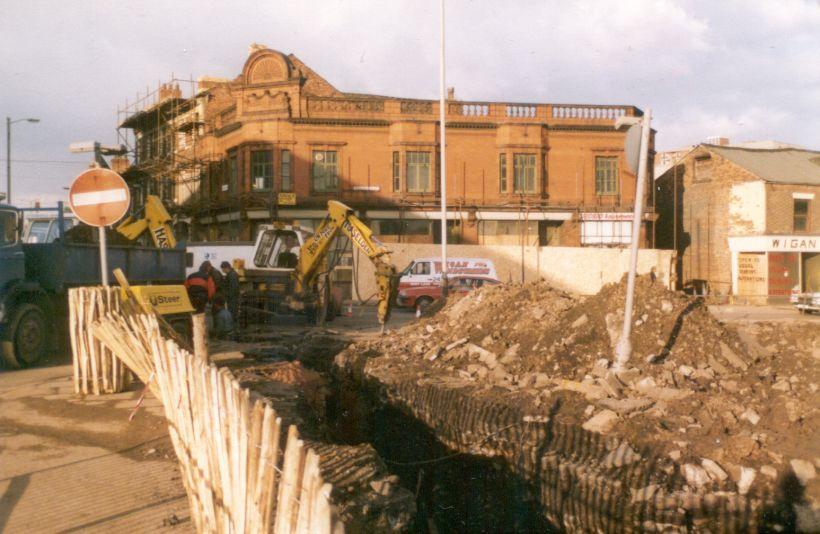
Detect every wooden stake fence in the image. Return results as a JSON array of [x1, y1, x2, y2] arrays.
[[69, 287, 130, 395], [91, 304, 344, 533]]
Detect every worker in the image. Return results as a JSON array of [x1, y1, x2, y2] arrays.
[[220, 261, 240, 321], [211, 295, 235, 340], [208, 261, 225, 296], [185, 261, 216, 313], [277, 235, 300, 268]]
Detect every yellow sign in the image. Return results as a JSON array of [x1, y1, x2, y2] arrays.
[[122, 285, 195, 315], [278, 192, 296, 206]]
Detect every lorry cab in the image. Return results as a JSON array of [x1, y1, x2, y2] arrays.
[[24, 215, 76, 243], [0, 206, 25, 288]]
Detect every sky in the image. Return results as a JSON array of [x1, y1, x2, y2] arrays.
[[1, 0, 818, 208]]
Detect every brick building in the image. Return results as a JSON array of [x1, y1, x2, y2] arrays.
[[656, 144, 820, 302], [117, 45, 655, 247]]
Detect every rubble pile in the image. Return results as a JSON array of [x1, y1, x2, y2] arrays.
[[353, 276, 819, 511]]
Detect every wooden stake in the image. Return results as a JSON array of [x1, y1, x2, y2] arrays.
[[192, 313, 208, 364]]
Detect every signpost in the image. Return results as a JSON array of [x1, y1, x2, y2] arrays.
[[68, 168, 130, 286], [612, 109, 652, 372]]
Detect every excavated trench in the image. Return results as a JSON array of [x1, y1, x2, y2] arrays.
[[235, 332, 796, 533], [328, 379, 557, 532], [233, 334, 558, 532]]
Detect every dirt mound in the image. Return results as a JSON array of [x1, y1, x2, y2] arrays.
[[533, 275, 745, 379], [357, 276, 819, 509]]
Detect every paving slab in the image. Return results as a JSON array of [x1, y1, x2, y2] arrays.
[[0, 364, 191, 533]]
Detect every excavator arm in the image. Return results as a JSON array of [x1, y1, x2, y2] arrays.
[[116, 195, 177, 249], [294, 200, 398, 326]]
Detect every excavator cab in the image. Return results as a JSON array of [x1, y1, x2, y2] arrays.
[[252, 227, 304, 269]]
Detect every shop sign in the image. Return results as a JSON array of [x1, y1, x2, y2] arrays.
[[278, 192, 296, 206], [729, 235, 820, 252], [769, 236, 818, 251]]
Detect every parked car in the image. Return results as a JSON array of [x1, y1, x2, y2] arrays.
[[396, 275, 501, 313]]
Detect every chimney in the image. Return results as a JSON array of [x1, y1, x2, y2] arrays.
[[447, 87, 455, 100], [111, 156, 130, 174]]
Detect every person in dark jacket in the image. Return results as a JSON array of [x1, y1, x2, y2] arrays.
[[220, 261, 240, 322], [185, 261, 216, 313], [211, 295, 235, 340], [208, 262, 225, 296]]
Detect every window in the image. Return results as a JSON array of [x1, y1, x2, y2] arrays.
[[595, 157, 618, 195], [161, 177, 174, 203], [392, 152, 400, 191], [794, 199, 810, 232], [375, 219, 431, 236], [228, 155, 238, 194], [312, 150, 338, 192], [209, 162, 222, 198], [513, 154, 536, 193], [281, 149, 292, 192], [694, 156, 712, 182], [0, 210, 18, 246], [27, 221, 50, 243], [406, 151, 432, 193], [251, 150, 273, 190], [499, 154, 507, 193], [253, 229, 300, 268], [581, 220, 632, 245]]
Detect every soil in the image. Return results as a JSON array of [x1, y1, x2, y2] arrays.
[[349, 276, 820, 508]]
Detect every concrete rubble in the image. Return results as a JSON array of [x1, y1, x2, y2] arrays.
[[335, 275, 820, 529]]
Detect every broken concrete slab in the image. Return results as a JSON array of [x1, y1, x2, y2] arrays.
[[701, 458, 728, 482], [791, 459, 817, 486], [445, 337, 469, 351], [737, 467, 756, 496], [571, 314, 589, 329], [554, 379, 606, 401], [682, 463, 711, 488], [582, 409, 619, 434], [597, 396, 654, 415], [719, 342, 749, 371]]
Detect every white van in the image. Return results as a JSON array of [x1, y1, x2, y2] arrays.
[[185, 241, 256, 276], [399, 257, 497, 288]]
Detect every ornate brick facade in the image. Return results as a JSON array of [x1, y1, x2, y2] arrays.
[[119, 46, 654, 247]]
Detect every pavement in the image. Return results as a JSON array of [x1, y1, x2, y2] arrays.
[[709, 303, 820, 323], [0, 363, 191, 533]]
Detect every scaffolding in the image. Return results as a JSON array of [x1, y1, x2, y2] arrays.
[[116, 76, 212, 225]]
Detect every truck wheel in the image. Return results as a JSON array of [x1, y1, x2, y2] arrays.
[[6, 304, 48, 368], [415, 297, 433, 316]]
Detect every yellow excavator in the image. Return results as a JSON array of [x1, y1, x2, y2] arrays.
[[248, 200, 398, 330], [115, 195, 177, 249], [113, 194, 194, 332]]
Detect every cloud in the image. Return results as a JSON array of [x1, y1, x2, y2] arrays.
[[2, 0, 819, 208]]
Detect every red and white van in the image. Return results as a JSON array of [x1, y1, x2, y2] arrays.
[[398, 257, 497, 289]]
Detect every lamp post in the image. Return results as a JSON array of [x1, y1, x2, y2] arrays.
[[439, 0, 448, 299], [6, 117, 40, 205]]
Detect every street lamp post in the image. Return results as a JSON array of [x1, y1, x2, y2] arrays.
[[6, 117, 40, 205]]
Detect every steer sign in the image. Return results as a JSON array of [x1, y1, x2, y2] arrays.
[[68, 168, 130, 286]]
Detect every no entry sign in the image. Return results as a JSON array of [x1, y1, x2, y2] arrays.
[[68, 168, 130, 227]]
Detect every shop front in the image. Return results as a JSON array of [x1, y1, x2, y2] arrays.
[[729, 235, 820, 303]]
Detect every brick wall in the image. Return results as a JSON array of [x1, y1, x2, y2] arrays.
[[656, 147, 761, 294], [766, 183, 820, 234]]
